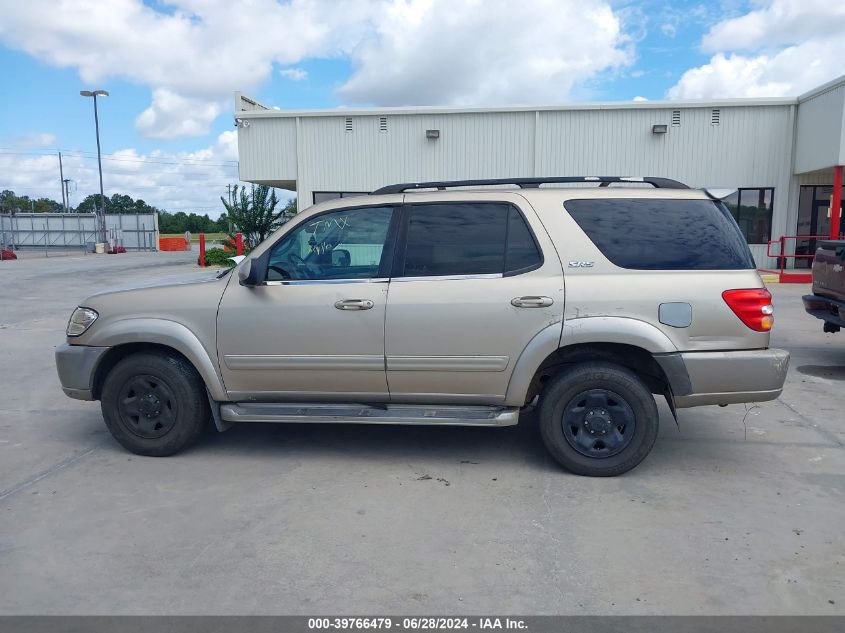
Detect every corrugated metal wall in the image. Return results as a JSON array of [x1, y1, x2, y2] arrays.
[[239, 105, 794, 200], [237, 117, 297, 184], [297, 111, 536, 194], [795, 84, 845, 174], [237, 101, 817, 267]]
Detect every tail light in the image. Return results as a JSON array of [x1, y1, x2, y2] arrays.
[[722, 289, 774, 332]]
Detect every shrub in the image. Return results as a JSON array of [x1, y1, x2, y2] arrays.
[[199, 247, 244, 267]]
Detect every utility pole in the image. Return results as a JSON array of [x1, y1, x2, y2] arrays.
[[63, 179, 72, 211], [58, 152, 67, 212], [227, 184, 232, 206]]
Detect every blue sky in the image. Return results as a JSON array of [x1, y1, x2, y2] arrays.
[[0, 0, 841, 216]]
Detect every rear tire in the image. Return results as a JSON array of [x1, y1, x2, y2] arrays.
[[538, 362, 658, 476], [100, 352, 209, 456]]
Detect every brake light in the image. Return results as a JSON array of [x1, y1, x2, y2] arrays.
[[722, 289, 774, 332]]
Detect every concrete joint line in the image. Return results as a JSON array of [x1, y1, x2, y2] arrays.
[[0, 445, 100, 502]]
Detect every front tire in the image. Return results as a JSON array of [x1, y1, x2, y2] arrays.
[[538, 362, 659, 476], [100, 352, 209, 456]]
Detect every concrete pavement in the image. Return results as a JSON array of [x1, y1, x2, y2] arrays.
[[0, 252, 843, 614]]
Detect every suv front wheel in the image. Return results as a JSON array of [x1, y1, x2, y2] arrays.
[[538, 363, 659, 476], [100, 351, 209, 456]]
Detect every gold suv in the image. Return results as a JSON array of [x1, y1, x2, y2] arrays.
[[56, 177, 789, 476]]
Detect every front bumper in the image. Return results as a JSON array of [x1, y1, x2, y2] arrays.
[[55, 343, 110, 401], [803, 294, 845, 328], [658, 348, 790, 408]]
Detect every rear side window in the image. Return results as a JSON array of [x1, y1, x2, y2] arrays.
[[564, 198, 755, 270], [401, 203, 542, 277], [505, 207, 543, 274]]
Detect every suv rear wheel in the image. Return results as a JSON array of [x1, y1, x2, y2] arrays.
[[538, 362, 659, 476], [100, 352, 209, 456]]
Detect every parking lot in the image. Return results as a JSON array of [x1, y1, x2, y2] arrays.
[[0, 251, 843, 615]]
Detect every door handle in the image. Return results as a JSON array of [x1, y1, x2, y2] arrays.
[[511, 296, 554, 308], [334, 299, 374, 311]]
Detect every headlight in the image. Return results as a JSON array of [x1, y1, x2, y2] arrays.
[[67, 307, 99, 337]]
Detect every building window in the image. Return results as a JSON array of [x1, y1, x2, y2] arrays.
[[312, 191, 369, 205], [723, 188, 774, 243]]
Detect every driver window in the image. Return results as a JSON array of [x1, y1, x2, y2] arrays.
[[266, 206, 393, 281]]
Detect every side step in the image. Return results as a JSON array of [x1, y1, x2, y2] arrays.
[[219, 402, 520, 427]]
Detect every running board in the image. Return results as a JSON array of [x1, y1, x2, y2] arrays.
[[219, 403, 520, 427]]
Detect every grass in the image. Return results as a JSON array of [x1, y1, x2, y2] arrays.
[[161, 232, 228, 242]]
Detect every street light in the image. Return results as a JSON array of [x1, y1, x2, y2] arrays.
[[80, 89, 109, 242]]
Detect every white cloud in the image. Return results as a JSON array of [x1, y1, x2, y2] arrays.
[[0, 130, 274, 217], [279, 68, 308, 81], [632, 96, 648, 101], [0, 0, 634, 137], [668, 0, 845, 99], [136, 89, 226, 140], [13, 133, 58, 148], [337, 0, 632, 105]]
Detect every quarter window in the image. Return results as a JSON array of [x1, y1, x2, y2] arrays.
[[564, 198, 755, 270], [400, 203, 542, 277], [505, 207, 542, 274], [267, 206, 393, 281]]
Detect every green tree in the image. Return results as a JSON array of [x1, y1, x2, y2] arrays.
[[0, 189, 62, 213], [221, 184, 293, 247]]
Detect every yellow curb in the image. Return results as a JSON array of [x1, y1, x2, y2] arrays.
[[759, 273, 780, 284]]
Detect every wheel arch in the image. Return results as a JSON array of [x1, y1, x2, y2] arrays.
[[505, 317, 680, 407], [88, 318, 227, 401]]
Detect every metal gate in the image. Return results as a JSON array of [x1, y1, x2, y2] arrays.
[[0, 213, 159, 252]]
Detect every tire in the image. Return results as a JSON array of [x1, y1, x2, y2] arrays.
[[538, 362, 658, 476], [100, 352, 209, 456]]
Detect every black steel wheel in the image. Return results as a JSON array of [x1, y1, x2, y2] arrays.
[[117, 374, 179, 439], [561, 389, 636, 458], [101, 352, 209, 456], [538, 362, 659, 476]]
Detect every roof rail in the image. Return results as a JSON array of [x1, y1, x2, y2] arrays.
[[371, 176, 689, 195]]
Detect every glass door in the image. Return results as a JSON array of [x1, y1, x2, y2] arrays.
[[796, 185, 843, 268]]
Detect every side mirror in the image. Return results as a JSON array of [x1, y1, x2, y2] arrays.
[[237, 251, 270, 287], [237, 258, 257, 286]]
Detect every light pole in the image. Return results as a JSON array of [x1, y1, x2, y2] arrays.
[[80, 89, 109, 242]]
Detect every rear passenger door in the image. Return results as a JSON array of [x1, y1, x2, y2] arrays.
[[385, 197, 564, 404]]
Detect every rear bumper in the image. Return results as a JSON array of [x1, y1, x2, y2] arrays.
[[55, 343, 110, 401], [657, 348, 789, 408], [803, 294, 845, 328]]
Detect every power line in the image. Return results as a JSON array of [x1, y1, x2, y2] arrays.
[[0, 149, 239, 167]]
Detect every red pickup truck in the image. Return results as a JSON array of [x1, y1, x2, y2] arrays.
[[803, 240, 845, 333]]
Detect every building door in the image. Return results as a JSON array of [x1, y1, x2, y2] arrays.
[[216, 205, 397, 402], [384, 200, 564, 403], [796, 186, 844, 268]]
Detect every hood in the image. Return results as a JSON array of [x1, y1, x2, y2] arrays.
[[85, 268, 231, 300]]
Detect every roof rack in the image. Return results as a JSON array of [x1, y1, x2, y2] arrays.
[[371, 176, 689, 195]]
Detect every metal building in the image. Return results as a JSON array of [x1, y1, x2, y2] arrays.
[[234, 76, 845, 269]]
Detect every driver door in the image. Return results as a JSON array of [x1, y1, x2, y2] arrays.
[[216, 204, 398, 402]]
